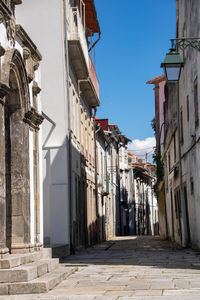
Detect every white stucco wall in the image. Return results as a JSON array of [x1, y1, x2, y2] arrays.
[[16, 0, 70, 247]]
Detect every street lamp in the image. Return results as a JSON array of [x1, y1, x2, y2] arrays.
[[161, 48, 184, 82]]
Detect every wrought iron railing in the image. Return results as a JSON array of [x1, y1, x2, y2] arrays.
[[1, 0, 11, 9], [68, 7, 89, 66]]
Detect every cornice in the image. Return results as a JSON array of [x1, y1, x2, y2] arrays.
[[24, 107, 44, 130], [15, 25, 42, 62]]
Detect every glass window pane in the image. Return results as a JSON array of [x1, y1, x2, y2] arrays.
[[166, 67, 180, 81]]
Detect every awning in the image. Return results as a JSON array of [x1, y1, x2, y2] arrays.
[[83, 0, 101, 35]]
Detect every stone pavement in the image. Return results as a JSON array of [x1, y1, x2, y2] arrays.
[[1, 236, 200, 299]]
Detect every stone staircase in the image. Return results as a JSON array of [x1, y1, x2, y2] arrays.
[[0, 249, 77, 295]]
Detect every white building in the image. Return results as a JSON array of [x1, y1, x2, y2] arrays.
[[16, 0, 101, 255], [128, 153, 158, 235]]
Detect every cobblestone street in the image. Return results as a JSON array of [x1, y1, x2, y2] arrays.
[[1, 236, 200, 300]]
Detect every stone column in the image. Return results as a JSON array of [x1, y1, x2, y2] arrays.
[[32, 82, 42, 250], [7, 102, 33, 254], [34, 130, 42, 250], [0, 84, 9, 258]]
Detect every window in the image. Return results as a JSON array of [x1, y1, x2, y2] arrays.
[[187, 96, 189, 122], [168, 151, 171, 172], [190, 177, 194, 194], [173, 134, 176, 163], [194, 77, 199, 127], [180, 108, 184, 145], [174, 188, 181, 218]]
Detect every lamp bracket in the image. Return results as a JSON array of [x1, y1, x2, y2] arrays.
[[171, 38, 200, 52]]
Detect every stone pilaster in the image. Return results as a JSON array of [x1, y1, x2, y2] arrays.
[[9, 110, 33, 254], [0, 84, 9, 258]]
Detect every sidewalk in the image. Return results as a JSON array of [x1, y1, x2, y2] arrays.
[[1, 236, 200, 299]]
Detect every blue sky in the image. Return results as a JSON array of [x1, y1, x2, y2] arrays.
[[94, 0, 176, 154]]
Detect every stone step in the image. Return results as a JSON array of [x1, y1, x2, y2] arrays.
[[0, 252, 40, 269], [0, 266, 77, 295], [46, 258, 59, 272], [0, 258, 59, 283], [40, 248, 52, 259]]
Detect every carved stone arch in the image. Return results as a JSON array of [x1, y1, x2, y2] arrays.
[[1, 48, 32, 254], [1, 48, 30, 112]]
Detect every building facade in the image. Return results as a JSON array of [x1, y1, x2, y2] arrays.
[[150, 0, 200, 247], [0, 0, 44, 257], [16, 0, 101, 254], [128, 153, 158, 236], [147, 75, 167, 239]]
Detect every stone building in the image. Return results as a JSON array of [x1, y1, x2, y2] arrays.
[[16, 0, 101, 254], [95, 119, 131, 238], [128, 153, 158, 236], [173, 0, 200, 247], [0, 1, 75, 296], [95, 119, 118, 240], [150, 0, 200, 247], [95, 121, 109, 241], [147, 75, 167, 239], [0, 0, 44, 258]]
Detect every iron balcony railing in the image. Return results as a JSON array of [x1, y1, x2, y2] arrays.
[[1, 0, 11, 9], [68, 6, 99, 100], [68, 6, 89, 67]]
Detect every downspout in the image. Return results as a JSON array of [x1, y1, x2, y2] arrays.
[[133, 169, 136, 235], [63, 0, 74, 254], [88, 33, 101, 53], [117, 142, 122, 236], [142, 178, 145, 235], [42, 112, 56, 149], [177, 83, 187, 246], [104, 138, 111, 239]]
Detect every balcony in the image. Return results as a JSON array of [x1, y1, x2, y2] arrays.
[[68, 6, 100, 107], [79, 55, 100, 107], [68, 7, 89, 80]]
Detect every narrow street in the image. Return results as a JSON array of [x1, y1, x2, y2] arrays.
[[2, 236, 200, 300]]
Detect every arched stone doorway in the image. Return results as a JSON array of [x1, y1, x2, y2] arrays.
[[0, 49, 32, 255]]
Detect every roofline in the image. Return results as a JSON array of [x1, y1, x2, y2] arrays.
[[146, 74, 165, 85]]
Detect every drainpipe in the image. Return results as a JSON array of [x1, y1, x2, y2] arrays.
[[177, 83, 187, 246], [63, 0, 74, 254], [42, 112, 56, 149], [117, 142, 122, 235], [142, 180, 145, 235], [88, 33, 101, 53]]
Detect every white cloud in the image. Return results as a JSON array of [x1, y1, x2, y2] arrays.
[[128, 137, 156, 158]]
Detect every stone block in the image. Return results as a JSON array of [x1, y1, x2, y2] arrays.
[[40, 247, 52, 259], [0, 283, 8, 295], [0, 256, 21, 269], [47, 258, 59, 272], [36, 261, 48, 277], [9, 281, 48, 294], [0, 263, 38, 283]]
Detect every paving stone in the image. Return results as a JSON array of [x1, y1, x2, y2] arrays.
[[173, 278, 191, 289], [1, 237, 200, 299], [150, 279, 174, 289], [125, 281, 150, 290]]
